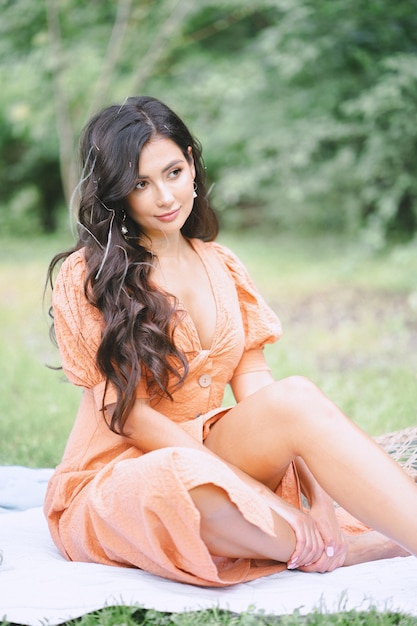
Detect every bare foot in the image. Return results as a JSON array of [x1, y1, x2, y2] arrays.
[[343, 530, 410, 567]]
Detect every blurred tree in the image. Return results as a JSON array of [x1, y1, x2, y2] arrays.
[[0, 0, 199, 232], [0, 0, 63, 232], [0, 0, 278, 233], [1, 0, 416, 242], [280, 0, 417, 244], [137, 0, 417, 242]]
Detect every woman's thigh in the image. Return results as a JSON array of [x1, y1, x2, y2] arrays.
[[204, 378, 308, 488]]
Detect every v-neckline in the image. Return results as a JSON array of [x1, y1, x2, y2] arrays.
[[181, 239, 218, 352]]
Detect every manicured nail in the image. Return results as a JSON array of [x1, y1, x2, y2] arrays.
[[326, 546, 334, 557]]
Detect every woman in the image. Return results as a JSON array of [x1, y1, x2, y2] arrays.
[[45, 96, 416, 586]]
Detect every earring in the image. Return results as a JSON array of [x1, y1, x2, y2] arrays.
[[193, 181, 198, 199], [120, 211, 128, 236]]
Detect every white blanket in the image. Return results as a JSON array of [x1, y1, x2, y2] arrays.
[[1, 466, 416, 625]]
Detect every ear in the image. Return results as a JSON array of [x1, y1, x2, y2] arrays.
[[187, 146, 196, 178]]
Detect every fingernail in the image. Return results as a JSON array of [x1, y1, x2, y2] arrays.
[[326, 546, 334, 557]]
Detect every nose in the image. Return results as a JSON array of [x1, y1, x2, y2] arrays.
[[155, 183, 174, 207]]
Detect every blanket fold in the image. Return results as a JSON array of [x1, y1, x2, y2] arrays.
[[1, 466, 416, 626]]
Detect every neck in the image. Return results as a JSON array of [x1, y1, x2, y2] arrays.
[[148, 233, 189, 260]]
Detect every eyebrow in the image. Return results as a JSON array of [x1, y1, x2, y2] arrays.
[[137, 158, 185, 179]]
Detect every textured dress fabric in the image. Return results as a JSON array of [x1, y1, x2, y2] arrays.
[[44, 239, 365, 587]]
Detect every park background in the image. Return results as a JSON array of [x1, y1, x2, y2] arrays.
[[1, 2, 417, 625], [1, 0, 417, 468]]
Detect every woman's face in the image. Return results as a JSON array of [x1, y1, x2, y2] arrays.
[[126, 136, 195, 241]]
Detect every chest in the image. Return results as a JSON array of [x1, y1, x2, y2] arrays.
[[154, 253, 217, 350]]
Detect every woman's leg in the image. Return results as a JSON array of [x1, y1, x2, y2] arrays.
[[189, 483, 296, 561], [189, 484, 408, 566], [204, 376, 417, 558]]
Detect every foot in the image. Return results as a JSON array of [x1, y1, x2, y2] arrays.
[[343, 530, 410, 567]]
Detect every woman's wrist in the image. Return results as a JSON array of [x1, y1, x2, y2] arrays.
[[295, 457, 334, 509], [309, 490, 335, 511], [298, 476, 336, 514]]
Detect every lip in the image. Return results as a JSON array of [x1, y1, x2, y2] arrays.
[[156, 208, 181, 222]]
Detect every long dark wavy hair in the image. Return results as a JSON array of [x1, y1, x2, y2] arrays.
[[47, 96, 219, 435]]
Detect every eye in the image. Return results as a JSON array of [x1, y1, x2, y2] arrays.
[[135, 180, 147, 190], [169, 168, 182, 179]]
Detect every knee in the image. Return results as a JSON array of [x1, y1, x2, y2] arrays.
[[280, 375, 322, 400], [266, 375, 321, 407], [260, 376, 327, 426]]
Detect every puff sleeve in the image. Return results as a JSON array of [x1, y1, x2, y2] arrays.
[[52, 250, 150, 410], [212, 242, 282, 376]]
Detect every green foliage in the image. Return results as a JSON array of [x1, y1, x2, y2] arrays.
[[0, 233, 79, 467], [1, 232, 416, 621], [1, 233, 416, 468], [3, 606, 417, 625], [342, 54, 417, 247], [1, 0, 417, 242]]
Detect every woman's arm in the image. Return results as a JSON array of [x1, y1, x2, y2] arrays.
[[108, 397, 324, 568], [230, 351, 275, 401], [295, 457, 335, 508], [294, 449, 347, 571], [114, 398, 207, 453], [116, 397, 312, 521], [230, 360, 347, 571]]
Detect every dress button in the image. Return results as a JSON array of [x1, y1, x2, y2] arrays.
[[198, 374, 212, 388]]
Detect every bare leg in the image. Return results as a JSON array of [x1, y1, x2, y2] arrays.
[[189, 485, 407, 566], [343, 531, 409, 567], [204, 376, 417, 558], [189, 483, 296, 560]]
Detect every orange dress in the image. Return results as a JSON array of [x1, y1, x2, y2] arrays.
[[44, 238, 364, 586]]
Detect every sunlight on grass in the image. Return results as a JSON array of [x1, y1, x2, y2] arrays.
[[21, 605, 417, 626], [220, 232, 417, 436], [0, 234, 80, 466], [1, 233, 416, 626], [1, 232, 416, 467]]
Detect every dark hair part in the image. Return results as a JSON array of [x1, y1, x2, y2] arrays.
[[47, 96, 219, 434]]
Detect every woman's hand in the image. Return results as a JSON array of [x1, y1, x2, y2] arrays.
[[265, 497, 324, 569], [297, 500, 347, 573], [292, 456, 347, 572]]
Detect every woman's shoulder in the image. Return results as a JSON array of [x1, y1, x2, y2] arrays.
[[58, 248, 87, 278], [191, 238, 256, 295], [62, 247, 86, 266], [191, 238, 241, 266], [53, 248, 87, 297]]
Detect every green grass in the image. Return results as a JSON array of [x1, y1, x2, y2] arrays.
[[219, 232, 417, 436], [1, 231, 416, 462], [0, 233, 81, 466], [2, 605, 416, 626], [1, 231, 417, 625]]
